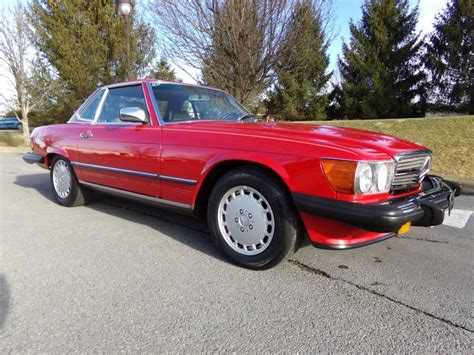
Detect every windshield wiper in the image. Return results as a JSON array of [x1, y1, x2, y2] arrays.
[[237, 113, 256, 121]]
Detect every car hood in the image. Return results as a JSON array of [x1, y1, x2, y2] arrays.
[[164, 120, 427, 159]]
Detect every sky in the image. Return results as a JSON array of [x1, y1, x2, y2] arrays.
[[0, 0, 448, 113]]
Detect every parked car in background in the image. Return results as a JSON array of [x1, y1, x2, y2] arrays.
[[0, 116, 22, 130], [22, 80, 460, 269]]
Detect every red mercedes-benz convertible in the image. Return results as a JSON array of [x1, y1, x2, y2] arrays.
[[23, 80, 459, 268]]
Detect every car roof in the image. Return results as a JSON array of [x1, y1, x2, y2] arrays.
[[100, 79, 226, 93]]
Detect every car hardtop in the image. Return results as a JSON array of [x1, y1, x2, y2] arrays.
[[98, 79, 227, 94]]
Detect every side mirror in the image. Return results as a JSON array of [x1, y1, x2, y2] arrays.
[[119, 107, 147, 123]]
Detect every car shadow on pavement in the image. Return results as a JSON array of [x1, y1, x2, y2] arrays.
[[0, 275, 11, 330], [14, 173, 230, 264], [14, 173, 55, 203], [86, 193, 231, 264]]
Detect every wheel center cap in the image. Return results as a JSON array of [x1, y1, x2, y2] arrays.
[[238, 215, 249, 227]]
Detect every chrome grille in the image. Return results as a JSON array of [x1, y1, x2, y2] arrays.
[[391, 152, 431, 193]]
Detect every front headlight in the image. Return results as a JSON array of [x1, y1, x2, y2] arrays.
[[355, 160, 395, 194], [322, 159, 395, 195], [356, 162, 373, 193], [354, 160, 395, 194], [376, 163, 390, 191]]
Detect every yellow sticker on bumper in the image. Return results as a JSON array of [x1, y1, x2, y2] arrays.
[[397, 222, 411, 235]]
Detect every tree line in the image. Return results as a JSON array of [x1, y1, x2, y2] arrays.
[[0, 0, 472, 142]]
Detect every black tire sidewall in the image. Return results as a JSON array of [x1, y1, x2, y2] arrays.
[[50, 156, 80, 206], [208, 167, 298, 269]]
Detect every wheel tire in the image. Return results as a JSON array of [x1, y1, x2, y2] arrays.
[[50, 156, 90, 207], [207, 167, 299, 269], [16, 123, 22, 131]]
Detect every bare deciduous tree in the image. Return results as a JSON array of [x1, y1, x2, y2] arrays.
[[149, 0, 335, 106], [0, 4, 31, 144]]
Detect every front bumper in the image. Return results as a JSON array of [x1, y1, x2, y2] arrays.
[[293, 175, 459, 236], [22, 151, 45, 165]]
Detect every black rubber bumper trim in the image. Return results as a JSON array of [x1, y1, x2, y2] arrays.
[[292, 193, 424, 232], [22, 152, 45, 164], [293, 175, 455, 233], [312, 233, 396, 250]]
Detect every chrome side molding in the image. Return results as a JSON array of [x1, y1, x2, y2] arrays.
[[72, 161, 197, 185], [72, 162, 158, 178], [159, 175, 198, 185]]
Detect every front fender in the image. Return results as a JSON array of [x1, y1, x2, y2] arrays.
[[193, 150, 338, 206], [198, 152, 294, 191], [45, 147, 70, 168]]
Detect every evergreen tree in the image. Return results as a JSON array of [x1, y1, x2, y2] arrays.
[[30, 0, 155, 119], [266, 0, 330, 120], [149, 58, 179, 81], [424, 0, 473, 114], [327, 82, 345, 119], [339, 0, 425, 119]]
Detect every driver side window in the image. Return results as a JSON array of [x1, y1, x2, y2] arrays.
[[97, 85, 148, 124]]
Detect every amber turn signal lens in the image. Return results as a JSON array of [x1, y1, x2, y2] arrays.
[[321, 159, 357, 194]]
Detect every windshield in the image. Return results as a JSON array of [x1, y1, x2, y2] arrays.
[[151, 83, 250, 122]]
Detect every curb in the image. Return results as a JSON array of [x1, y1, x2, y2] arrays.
[[435, 174, 474, 196], [0, 147, 29, 153], [460, 184, 474, 196]]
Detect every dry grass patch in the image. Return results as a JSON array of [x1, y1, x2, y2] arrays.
[[0, 130, 27, 147]]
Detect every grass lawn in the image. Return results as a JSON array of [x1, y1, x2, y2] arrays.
[[298, 115, 474, 183], [0, 130, 27, 147]]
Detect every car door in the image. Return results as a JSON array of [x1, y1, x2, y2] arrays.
[[0, 118, 14, 129], [74, 84, 161, 197]]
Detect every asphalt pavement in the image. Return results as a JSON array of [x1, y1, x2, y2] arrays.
[[0, 153, 472, 352]]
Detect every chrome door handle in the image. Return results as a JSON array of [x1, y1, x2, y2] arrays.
[[79, 131, 93, 139]]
